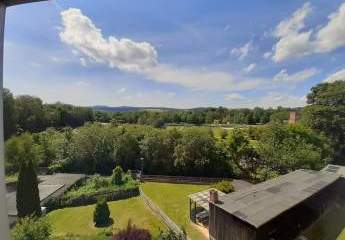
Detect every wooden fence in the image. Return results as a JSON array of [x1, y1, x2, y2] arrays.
[[139, 188, 188, 239], [141, 174, 232, 185]]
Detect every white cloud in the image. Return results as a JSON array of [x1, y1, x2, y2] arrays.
[[60, 8, 158, 72], [315, 3, 345, 53], [60, 8, 263, 92], [263, 52, 272, 59], [273, 68, 319, 83], [117, 87, 126, 93], [243, 63, 256, 73], [271, 2, 345, 62], [79, 57, 87, 67], [324, 69, 345, 82], [225, 93, 245, 101], [257, 92, 306, 108], [231, 41, 253, 60]]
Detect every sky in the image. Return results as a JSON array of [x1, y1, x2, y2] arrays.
[[3, 0, 345, 108]]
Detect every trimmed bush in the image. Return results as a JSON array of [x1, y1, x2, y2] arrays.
[[112, 166, 123, 185], [93, 197, 111, 227], [113, 220, 151, 240], [11, 217, 52, 240], [213, 180, 234, 194]]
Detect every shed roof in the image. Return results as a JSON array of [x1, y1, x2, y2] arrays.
[[213, 169, 339, 228], [189, 188, 226, 211]]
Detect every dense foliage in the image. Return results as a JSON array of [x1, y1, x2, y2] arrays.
[[5, 122, 330, 182], [16, 157, 41, 218], [303, 80, 345, 164], [96, 106, 298, 127], [93, 197, 111, 227], [112, 166, 124, 185], [112, 221, 151, 240], [158, 229, 187, 240], [213, 180, 234, 194], [3, 88, 94, 139], [11, 217, 51, 240]]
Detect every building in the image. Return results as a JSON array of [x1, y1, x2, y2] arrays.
[[208, 169, 341, 240], [288, 111, 300, 124], [6, 173, 85, 226]]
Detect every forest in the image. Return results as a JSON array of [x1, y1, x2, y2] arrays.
[[4, 81, 345, 182]]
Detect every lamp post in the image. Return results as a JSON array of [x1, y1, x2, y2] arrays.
[[0, 1, 47, 239]]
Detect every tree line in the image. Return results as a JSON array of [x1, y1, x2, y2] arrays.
[[3, 88, 94, 140], [95, 106, 299, 127]]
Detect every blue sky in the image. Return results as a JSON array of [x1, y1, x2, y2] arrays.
[[3, 0, 345, 108]]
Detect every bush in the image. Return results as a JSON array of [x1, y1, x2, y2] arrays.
[[93, 197, 111, 227], [91, 175, 110, 189], [158, 229, 187, 240], [11, 217, 52, 240], [113, 220, 151, 240], [213, 180, 234, 194], [112, 166, 123, 185]]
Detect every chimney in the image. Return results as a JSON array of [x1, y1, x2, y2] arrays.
[[288, 111, 299, 124], [209, 189, 219, 203]]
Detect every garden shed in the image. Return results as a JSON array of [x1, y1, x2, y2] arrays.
[[209, 169, 341, 240]]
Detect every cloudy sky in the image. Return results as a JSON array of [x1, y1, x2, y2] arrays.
[[4, 0, 345, 108]]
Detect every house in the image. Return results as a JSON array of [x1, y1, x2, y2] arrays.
[[6, 173, 85, 226], [208, 169, 342, 240]]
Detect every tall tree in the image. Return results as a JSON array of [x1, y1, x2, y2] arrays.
[[3, 88, 17, 139], [16, 158, 41, 218], [303, 80, 345, 164]]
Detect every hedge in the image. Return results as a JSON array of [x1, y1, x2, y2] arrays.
[[45, 187, 139, 211]]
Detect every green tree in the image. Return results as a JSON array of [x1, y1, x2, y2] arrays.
[[222, 129, 258, 177], [5, 133, 42, 173], [112, 166, 123, 185], [16, 157, 41, 218], [93, 197, 111, 227], [3, 88, 17, 139], [11, 217, 51, 240], [257, 123, 330, 174], [303, 80, 345, 164]]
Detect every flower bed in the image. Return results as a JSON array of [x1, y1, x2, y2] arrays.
[[46, 174, 139, 211]]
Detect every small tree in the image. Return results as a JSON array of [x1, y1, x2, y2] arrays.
[[113, 220, 151, 240], [16, 158, 41, 218], [11, 217, 51, 240], [112, 166, 123, 185], [158, 229, 187, 240], [93, 197, 111, 227]]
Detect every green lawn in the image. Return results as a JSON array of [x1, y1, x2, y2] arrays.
[[47, 196, 166, 238], [141, 182, 210, 240]]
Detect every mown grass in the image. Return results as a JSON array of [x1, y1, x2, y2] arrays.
[[141, 182, 210, 240], [47, 197, 166, 238]]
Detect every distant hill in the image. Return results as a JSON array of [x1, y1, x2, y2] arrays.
[[92, 105, 183, 113]]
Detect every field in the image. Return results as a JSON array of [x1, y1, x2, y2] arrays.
[[47, 196, 166, 238], [141, 182, 210, 240]]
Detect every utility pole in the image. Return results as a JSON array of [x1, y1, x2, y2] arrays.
[[0, 1, 47, 239]]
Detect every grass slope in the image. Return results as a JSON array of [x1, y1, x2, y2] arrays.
[[141, 182, 210, 240], [48, 197, 165, 238]]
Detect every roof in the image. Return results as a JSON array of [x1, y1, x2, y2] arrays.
[[213, 169, 340, 228], [189, 188, 226, 211], [7, 173, 85, 216], [322, 164, 345, 177]]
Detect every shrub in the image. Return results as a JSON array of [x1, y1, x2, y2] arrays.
[[93, 197, 111, 227], [91, 175, 110, 188], [213, 180, 234, 194], [113, 220, 151, 240], [112, 166, 123, 185], [11, 217, 52, 240], [158, 229, 187, 240]]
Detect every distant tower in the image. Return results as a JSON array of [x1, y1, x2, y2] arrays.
[[288, 111, 300, 124]]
